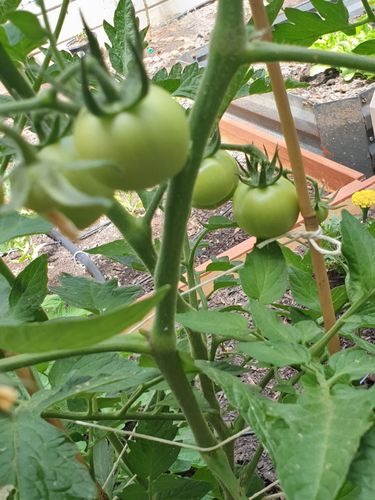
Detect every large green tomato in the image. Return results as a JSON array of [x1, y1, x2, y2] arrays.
[[232, 177, 300, 239], [73, 85, 190, 191], [192, 150, 238, 209], [14, 137, 115, 230]]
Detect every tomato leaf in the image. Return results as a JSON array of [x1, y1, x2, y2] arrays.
[[126, 420, 180, 480], [50, 274, 142, 314], [197, 363, 375, 500], [0, 11, 47, 61], [240, 243, 287, 304], [0, 0, 21, 24], [345, 426, 375, 500], [103, 0, 147, 77], [153, 62, 204, 100], [0, 408, 97, 499], [236, 340, 311, 367], [289, 266, 321, 311], [0, 287, 167, 352], [29, 352, 160, 412], [327, 348, 375, 383], [249, 299, 300, 343], [273, 0, 355, 46], [0, 211, 52, 244], [7, 255, 48, 321], [341, 211, 375, 302], [176, 310, 253, 341]]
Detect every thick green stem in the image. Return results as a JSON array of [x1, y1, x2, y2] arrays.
[[149, 1, 246, 495], [153, 0, 246, 340], [0, 334, 150, 372], [243, 40, 375, 74], [42, 410, 186, 421], [152, 348, 245, 499], [108, 201, 157, 274]]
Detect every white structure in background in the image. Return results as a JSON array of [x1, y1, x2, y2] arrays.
[[20, 0, 210, 49]]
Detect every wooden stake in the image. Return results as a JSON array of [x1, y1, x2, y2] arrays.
[[248, 0, 340, 353]]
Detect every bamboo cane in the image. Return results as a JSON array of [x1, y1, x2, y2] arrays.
[[248, 0, 340, 353]]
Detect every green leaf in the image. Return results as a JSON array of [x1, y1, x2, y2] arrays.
[[205, 257, 236, 272], [86, 239, 145, 271], [49, 352, 158, 394], [349, 335, 375, 355], [153, 62, 204, 100], [289, 266, 321, 311], [346, 425, 375, 500], [331, 285, 348, 313], [153, 474, 212, 499], [0, 408, 96, 499], [0, 287, 167, 352], [249, 299, 299, 343], [103, 0, 146, 77], [93, 439, 116, 496], [273, 0, 354, 46], [0, 212, 52, 244], [201, 215, 237, 231], [236, 340, 311, 367], [0, 0, 21, 24], [0, 11, 47, 61], [176, 310, 253, 341], [197, 364, 375, 500], [126, 420, 180, 480], [327, 349, 375, 383], [293, 320, 323, 344], [31, 353, 159, 411], [240, 243, 287, 304], [51, 274, 142, 314], [353, 39, 375, 56], [6, 255, 48, 321], [342, 300, 375, 333], [341, 211, 375, 302]]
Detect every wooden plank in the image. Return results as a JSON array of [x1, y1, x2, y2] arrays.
[[220, 116, 365, 190]]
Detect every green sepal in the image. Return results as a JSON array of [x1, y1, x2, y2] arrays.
[[80, 13, 106, 69], [80, 57, 106, 116], [239, 147, 283, 188]]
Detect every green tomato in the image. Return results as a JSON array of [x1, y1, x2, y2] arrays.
[[192, 150, 238, 209], [232, 177, 300, 239], [73, 85, 190, 191], [14, 137, 115, 230]]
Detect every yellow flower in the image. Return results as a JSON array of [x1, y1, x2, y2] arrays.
[[351, 189, 375, 209]]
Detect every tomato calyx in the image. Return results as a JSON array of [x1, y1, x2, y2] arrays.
[[238, 148, 282, 189], [80, 15, 149, 118]]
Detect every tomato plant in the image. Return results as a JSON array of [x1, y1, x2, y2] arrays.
[[192, 150, 238, 209], [73, 85, 190, 191], [0, 1, 374, 500]]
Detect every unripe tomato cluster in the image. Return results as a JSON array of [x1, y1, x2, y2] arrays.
[[192, 150, 301, 239], [10, 85, 190, 231], [10, 82, 304, 238]]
